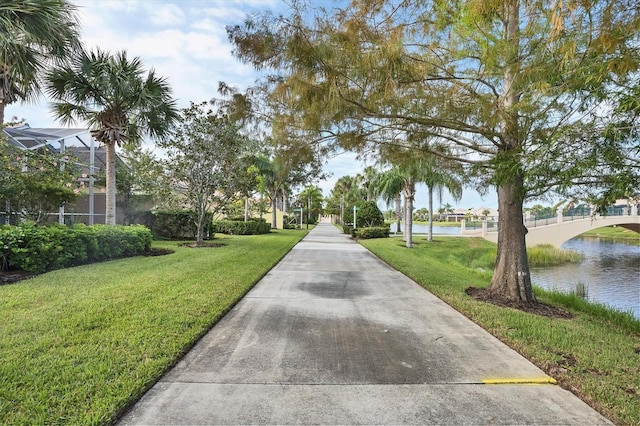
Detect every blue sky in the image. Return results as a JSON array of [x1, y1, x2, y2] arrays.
[[7, 0, 498, 209]]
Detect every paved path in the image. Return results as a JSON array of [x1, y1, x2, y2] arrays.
[[119, 222, 611, 425]]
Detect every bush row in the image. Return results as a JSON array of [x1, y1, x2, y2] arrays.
[[151, 211, 213, 240], [212, 219, 270, 235], [0, 224, 152, 273], [353, 226, 390, 239], [342, 224, 390, 239]]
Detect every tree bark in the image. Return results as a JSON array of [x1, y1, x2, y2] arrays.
[[105, 142, 117, 225], [487, 174, 535, 303], [427, 185, 434, 242], [271, 189, 278, 229], [485, 0, 535, 303], [0, 101, 5, 125], [395, 194, 402, 235], [196, 210, 206, 246], [403, 180, 414, 248]]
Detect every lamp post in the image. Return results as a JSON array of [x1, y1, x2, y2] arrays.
[[307, 194, 310, 229], [353, 205, 358, 229]]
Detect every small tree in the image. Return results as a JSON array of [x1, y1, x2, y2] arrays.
[[159, 102, 249, 246], [0, 139, 78, 224], [348, 200, 384, 228]]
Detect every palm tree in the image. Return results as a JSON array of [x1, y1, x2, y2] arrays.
[[253, 155, 288, 229], [422, 156, 464, 242], [0, 0, 81, 123], [297, 185, 324, 225], [329, 175, 366, 224], [374, 168, 404, 234], [361, 165, 381, 201], [46, 49, 179, 225]]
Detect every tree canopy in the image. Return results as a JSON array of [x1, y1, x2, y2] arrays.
[[158, 102, 251, 245], [228, 0, 640, 303], [46, 48, 179, 225], [0, 0, 81, 123]]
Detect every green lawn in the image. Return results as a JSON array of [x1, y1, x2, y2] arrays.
[[360, 236, 640, 426], [0, 230, 307, 425], [580, 226, 640, 245]]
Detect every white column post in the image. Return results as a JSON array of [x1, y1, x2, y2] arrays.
[[556, 206, 563, 224]]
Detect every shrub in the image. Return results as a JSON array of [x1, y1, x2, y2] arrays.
[[357, 201, 386, 227], [151, 211, 212, 240], [212, 219, 270, 235], [342, 224, 353, 235], [354, 226, 390, 239], [0, 224, 152, 273]]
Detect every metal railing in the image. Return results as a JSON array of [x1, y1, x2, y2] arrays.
[[462, 205, 638, 235]]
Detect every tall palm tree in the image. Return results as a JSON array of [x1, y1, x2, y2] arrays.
[[374, 168, 404, 234], [375, 163, 419, 248], [297, 185, 323, 225], [46, 48, 179, 225], [361, 165, 381, 201], [253, 155, 288, 229], [0, 0, 81, 123], [422, 156, 464, 242]]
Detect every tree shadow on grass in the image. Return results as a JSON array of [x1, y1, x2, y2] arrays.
[[466, 286, 573, 319], [1, 248, 175, 285]]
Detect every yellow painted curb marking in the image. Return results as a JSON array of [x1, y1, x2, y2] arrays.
[[482, 377, 557, 385]]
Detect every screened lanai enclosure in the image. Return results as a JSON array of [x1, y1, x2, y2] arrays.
[[2, 125, 117, 225]]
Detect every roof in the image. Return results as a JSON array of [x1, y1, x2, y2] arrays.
[[2, 125, 125, 172], [3, 126, 90, 151]]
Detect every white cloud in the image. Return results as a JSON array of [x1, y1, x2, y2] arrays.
[[8, 0, 496, 209], [147, 4, 186, 26]]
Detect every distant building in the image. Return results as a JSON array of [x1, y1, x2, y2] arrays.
[[2, 125, 126, 225]]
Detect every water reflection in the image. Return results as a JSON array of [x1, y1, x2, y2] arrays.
[[531, 238, 640, 319], [388, 223, 461, 235]]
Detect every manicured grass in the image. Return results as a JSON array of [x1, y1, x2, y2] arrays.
[[580, 226, 640, 246], [360, 236, 640, 425], [0, 230, 307, 425]]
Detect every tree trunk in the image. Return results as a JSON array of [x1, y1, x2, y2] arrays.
[[395, 194, 402, 235], [271, 189, 278, 229], [487, 175, 535, 303], [0, 101, 5, 125], [105, 142, 117, 226], [403, 180, 414, 248], [485, 0, 535, 303], [244, 197, 250, 222], [282, 189, 287, 216], [196, 210, 206, 246], [427, 185, 434, 242]]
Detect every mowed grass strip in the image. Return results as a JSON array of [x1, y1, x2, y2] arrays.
[[0, 230, 306, 425], [580, 225, 640, 246], [360, 237, 640, 426]]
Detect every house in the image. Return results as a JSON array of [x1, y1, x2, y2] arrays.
[[2, 125, 126, 225]]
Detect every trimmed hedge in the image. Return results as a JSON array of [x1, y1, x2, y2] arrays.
[[151, 211, 212, 240], [0, 224, 152, 273], [212, 219, 270, 235], [353, 226, 390, 239]]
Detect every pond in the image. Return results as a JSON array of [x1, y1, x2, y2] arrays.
[[530, 238, 640, 319], [391, 223, 640, 319], [388, 222, 639, 318], [388, 223, 461, 235]]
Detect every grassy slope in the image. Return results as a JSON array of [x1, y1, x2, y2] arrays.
[[580, 226, 640, 246], [0, 230, 306, 425], [360, 236, 640, 426]]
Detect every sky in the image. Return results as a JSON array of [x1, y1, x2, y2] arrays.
[[6, 0, 498, 210]]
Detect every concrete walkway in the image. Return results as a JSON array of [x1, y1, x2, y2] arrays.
[[119, 222, 611, 425]]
